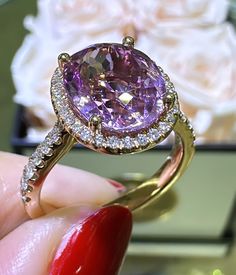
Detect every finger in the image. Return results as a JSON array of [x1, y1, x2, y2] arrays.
[[0, 205, 132, 275], [0, 206, 94, 275], [0, 152, 124, 238], [42, 162, 125, 209]]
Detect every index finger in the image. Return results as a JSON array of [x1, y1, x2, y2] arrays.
[[0, 152, 123, 238]]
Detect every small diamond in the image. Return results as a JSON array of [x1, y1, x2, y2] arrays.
[[71, 121, 82, 134], [31, 152, 43, 166], [137, 134, 148, 146], [35, 147, 44, 158], [51, 78, 58, 86], [54, 82, 63, 90], [166, 112, 176, 124], [52, 89, 62, 98], [157, 66, 163, 73], [47, 129, 61, 145], [54, 99, 65, 109], [64, 115, 75, 125], [172, 106, 179, 114], [187, 120, 193, 130], [23, 163, 35, 180], [123, 136, 135, 149], [39, 143, 51, 155], [51, 73, 61, 84], [159, 122, 172, 133], [156, 99, 164, 113], [21, 178, 28, 192], [107, 136, 120, 149], [162, 73, 170, 81], [94, 134, 105, 147], [148, 128, 160, 141], [59, 108, 70, 118], [167, 88, 175, 94], [80, 127, 92, 142], [166, 82, 174, 89]]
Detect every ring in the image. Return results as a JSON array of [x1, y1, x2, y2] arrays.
[[20, 36, 195, 218]]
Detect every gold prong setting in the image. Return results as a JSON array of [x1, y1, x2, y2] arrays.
[[50, 66, 183, 154], [58, 53, 71, 70], [122, 36, 135, 47]]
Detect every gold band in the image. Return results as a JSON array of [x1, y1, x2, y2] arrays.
[[106, 112, 195, 211], [21, 112, 195, 218]]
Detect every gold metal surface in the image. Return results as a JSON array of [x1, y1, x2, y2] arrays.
[[58, 53, 71, 70], [89, 115, 102, 133], [122, 36, 135, 47]]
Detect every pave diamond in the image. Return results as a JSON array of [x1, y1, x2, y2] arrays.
[[137, 134, 149, 146], [23, 163, 35, 180], [40, 143, 51, 155], [21, 178, 28, 192], [63, 43, 167, 136], [123, 136, 135, 149], [71, 121, 82, 134], [107, 136, 120, 149], [159, 122, 172, 133], [94, 134, 105, 147], [64, 115, 75, 125], [148, 128, 160, 141], [79, 127, 92, 142], [31, 153, 43, 166], [166, 112, 176, 124]]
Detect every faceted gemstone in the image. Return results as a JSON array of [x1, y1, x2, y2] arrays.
[[63, 43, 166, 135]]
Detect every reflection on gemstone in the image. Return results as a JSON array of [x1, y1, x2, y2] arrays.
[[63, 43, 166, 135]]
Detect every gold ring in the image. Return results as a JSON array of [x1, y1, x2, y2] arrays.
[[20, 36, 195, 218]]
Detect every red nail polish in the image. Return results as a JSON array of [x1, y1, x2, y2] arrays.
[[107, 179, 126, 191], [50, 205, 132, 275]]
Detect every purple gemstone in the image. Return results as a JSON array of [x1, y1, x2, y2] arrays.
[[63, 43, 166, 135]]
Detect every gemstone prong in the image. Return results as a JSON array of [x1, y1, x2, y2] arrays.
[[99, 73, 106, 79], [58, 53, 71, 70], [122, 36, 135, 47], [89, 115, 102, 132], [164, 93, 175, 109], [30, 173, 39, 182], [27, 185, 33, 193], [36, 159, 45, 169]]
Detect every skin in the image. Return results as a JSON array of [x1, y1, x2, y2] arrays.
[[0, 151, 123, 275]]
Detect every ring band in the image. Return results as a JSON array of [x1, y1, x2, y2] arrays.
[[20, 37, 195, 218]]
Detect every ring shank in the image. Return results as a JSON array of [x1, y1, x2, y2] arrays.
[[22, 114, 195, 218], [106, 115, 195, 211]]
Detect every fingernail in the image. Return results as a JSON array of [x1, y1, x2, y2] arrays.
[[107, 179, 126, 192], [50, 205, 132, 275]]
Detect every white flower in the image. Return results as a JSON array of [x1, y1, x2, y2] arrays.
[[12, 0, 236, 142], [141, 23, 236, 141], [12, 0, 125, 132], [131, 0, 229, 30]]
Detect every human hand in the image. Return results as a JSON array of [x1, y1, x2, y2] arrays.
[[0, 152, 132, 275]]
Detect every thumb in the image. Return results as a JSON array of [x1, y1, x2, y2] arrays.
[[0, 206, 95, 275], [0, 205, 132, 275]]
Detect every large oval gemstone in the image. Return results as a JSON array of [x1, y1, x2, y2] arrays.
[[63, 43, 166, 135]]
